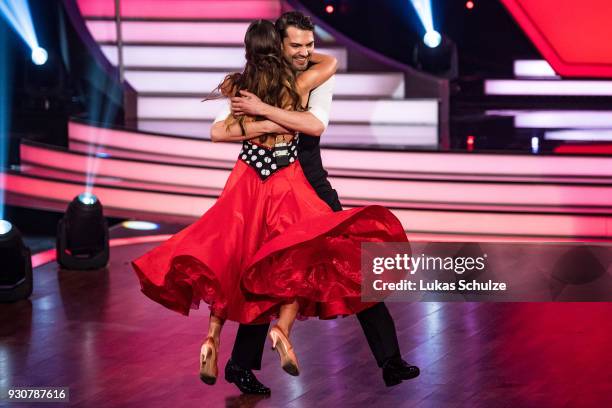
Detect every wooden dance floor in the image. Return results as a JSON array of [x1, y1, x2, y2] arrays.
[[2, 241, 612, 407]]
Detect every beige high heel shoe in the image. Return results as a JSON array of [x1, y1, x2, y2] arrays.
[[269, 325, 300, 376], [199, 336, 218, 385]]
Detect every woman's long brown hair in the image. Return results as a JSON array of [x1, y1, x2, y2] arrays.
[[212, 20, 304, 141]]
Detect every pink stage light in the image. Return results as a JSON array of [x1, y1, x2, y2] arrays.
[[76, 0, 280, 20], [21, 141, 612, 209], [466, 1, 475, 10], [86, 21, 250, 45], [325, 5, 334, 14], [8, 170, 612, 239], [31, 235, 173, 268], [21, 143, 233, 189], [69, 122, 612, 178]]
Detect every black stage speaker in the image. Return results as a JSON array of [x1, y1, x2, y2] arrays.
[[0, 223, 33, 302]]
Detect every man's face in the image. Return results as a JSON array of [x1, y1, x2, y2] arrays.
[[281, 26, 314, 71]]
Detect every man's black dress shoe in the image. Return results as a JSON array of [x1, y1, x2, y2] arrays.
[[225, 359, 271, 395], [382, 357, 420, 387]]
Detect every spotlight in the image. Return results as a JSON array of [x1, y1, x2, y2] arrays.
[[423, 30, 442, 48], [0, 220, 12, 234], [466, 1, 475, 10], [325, 5, 334, 14], [56, 193, 109, 270], [31, 46, 48, 65], [0, 220, 33, 303], [413, 33, 458, 78], [78, 192, 97, 205]]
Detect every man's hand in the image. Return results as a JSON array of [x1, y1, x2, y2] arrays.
[[231, 90, 269, 117]]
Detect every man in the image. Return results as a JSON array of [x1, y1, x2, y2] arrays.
[[210, 11, 419, 395]]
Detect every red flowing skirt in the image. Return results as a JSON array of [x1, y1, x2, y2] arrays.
[[131, 159, 408, 324]]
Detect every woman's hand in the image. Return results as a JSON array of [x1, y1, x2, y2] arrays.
[[231, 90, 269, 117]]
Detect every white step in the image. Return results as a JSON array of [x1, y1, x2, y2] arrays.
[[485, 79, 612, 96], [101, 44, 348, 71], [136, 120, 438, 147], [125, 70, 405, 98], [87, 20, 251, 45], [487, 110, 612, 128], [544, 129, 612, 141], [513, 60, 557, 78], [86, 19, 339, 46], [136, 96, 439, 125], [77, 0, 281, 20]]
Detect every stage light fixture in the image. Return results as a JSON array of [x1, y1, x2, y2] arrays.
[[413, 33, 458, 78], [466, 1, 475, 10], [56, 193, 109, 270], [409, 1, 456, 77], [0, 219, 11, 234], [0, 220, 33, 303], [423, 30, 441, 48], [0, 0, 44, 65], [325, 5, 334, 14], [31, 46, 48, 65], [78, 192, 97, 205]]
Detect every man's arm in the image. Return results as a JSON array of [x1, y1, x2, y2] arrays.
[[231, 76, 335, 137], [209, 103, 290, 143]]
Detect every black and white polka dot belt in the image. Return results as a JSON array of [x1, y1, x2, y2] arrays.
[[238, 138, 298, 181]]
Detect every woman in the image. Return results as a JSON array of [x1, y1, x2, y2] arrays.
[[131, 20, 408, 385]]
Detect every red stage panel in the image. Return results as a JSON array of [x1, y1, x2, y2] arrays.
[[554, 143, 612, 155], [500, 0, 612, 78]]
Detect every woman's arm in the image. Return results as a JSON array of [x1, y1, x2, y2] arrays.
[[210, 120, 290, 143], [229, 98, 325, 137], [295, 52, 337, 96]]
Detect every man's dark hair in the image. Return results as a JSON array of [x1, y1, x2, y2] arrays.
[[275, 11, 315, 39]]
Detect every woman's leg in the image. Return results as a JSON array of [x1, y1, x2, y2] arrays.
[[276, 300, 299, 337], [207, 314, 224, 347], [270, 300, 300, 376], [200, 314, 225, 385]]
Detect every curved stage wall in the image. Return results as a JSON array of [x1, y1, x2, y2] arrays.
[[4, 121, 612, 241]]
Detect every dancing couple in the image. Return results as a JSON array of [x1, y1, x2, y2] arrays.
[[131, 11, 419, 395]]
